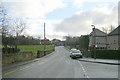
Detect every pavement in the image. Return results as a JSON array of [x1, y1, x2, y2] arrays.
[[78, 58, 119, 65]]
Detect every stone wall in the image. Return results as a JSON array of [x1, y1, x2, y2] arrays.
[[2, 52, 35, 66], [2, 49, 55, 66]]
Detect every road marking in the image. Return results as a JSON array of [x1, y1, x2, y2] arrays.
[[38, 62, 45, 65], [19, 66, 30, 70], [3, 70, 16, 76], [79, 61, 90, 78], [4, 65, 31, 76]]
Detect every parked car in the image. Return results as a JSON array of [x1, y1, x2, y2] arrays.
[[70, 48, 77, 54], [70, 49, 82, 59]]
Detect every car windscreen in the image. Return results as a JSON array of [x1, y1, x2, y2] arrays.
[[71, 50, 80, 53]]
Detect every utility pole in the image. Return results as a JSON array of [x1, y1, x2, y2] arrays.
[[118, 26, 120, 50], [44, 23, 46, 56], [91, 25, 96, 59]]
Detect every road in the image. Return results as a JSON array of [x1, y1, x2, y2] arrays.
[[3, 46, 118, 78]]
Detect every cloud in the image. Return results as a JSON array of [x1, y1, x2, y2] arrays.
[[1, 0, 118, 40], [55, 4, 118, 36], [2, 0, 66, 18], [45, 19, 66, 40], [93, 5, 118, 27], [1, 0, 67, 39], [73, 0, 119, 3]]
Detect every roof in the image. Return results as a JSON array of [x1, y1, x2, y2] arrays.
[[89, 28, 107, 37], [108, 25, 120, 36]]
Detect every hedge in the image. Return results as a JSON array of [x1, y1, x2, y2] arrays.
[[37, 48, 55, 58], [2, 48, 20, 54], [90, 50, 120, 60]]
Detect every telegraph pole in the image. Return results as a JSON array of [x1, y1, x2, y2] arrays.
[[44, 23, 46, 56], [91, 25, 96, 59]]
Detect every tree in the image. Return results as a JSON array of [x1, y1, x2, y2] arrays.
[[64, 36, 80, 48], [12, 18, 26, 37], [108, 25, 115, 33], [101, 25, 115, 34], [64, 36, 72, 46], [101, 27, 108, 33], [79, 35, 89, 57], [12, 18, 26, 48], [0, 3, 10, 37], [0, 3, 11, 48], [79, 35, 89, 49]]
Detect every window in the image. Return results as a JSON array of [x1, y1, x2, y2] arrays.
[[114, 40, 116, 44]]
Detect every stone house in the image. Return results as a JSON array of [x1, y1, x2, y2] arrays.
[[89, 28, 107, 49], [89, 25, 120, 50], [107, 25, 120, 50]]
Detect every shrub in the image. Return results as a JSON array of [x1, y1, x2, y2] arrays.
[[90, 50, 120, 60], [2, 48, 20, 54]]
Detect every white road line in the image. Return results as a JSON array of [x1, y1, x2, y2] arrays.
[[4, 65, 31, 76], [65, 60, 69, 64], [79, 61, 90, 78], [38, 62, 45, 65], [3, 70, 16, 76], [19, 66, 30, 71]]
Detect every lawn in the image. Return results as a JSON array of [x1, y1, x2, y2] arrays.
[[18, 45, 54, 54], [0, 45, 2, 49]]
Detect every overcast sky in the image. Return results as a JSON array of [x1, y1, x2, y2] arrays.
[[1, 0, 119, 40]]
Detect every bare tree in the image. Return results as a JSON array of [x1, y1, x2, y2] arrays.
[[11, 18, 26, 49], [0, 3, 12, 49], [0, 3, 10, 37], [12, 18, 26, 37], [108, 25, 115, 33], [101, 25, 115, 34], [101, 27, 108, 33]]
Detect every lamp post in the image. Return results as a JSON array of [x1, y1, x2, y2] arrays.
[[118, 26, 120, 50], [91, 25, 96, 59], [44, 23, 46, 56]]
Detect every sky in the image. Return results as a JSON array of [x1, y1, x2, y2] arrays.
[[1, 0, 119, 40]]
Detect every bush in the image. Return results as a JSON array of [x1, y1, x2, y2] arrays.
[[37, 49, 55, 58], [2, 48, 20, 54], [90, 50, 120, 60]]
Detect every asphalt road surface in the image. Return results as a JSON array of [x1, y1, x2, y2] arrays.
[[3, 46, 118, 78]]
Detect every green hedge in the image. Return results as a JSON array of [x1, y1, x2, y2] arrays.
[[2, 48, 20, 54], [90, 50, 120, 60]]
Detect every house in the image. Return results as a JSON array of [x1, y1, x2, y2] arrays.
[[89, 28, 107, 49], [40, 38, 51, 45], [51, 39, 65, 46], [107, 25, 120, 50]]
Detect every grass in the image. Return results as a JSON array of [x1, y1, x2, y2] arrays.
[[18, 45, 54, 54], [0, 45, 2, 49]]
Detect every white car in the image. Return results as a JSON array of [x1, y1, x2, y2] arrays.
[[70, 49, 82, 59], [70, 48, 77, 54]]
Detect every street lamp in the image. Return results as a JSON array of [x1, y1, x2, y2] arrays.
[[91, 25, 96, 59], [44, 23, 46, 56]]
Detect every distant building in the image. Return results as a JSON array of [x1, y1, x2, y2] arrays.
[[41, 38, 51, 45], [51, 39, 65, 46], [89, 28, 107, 49], [107, 25, 120, 50]]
